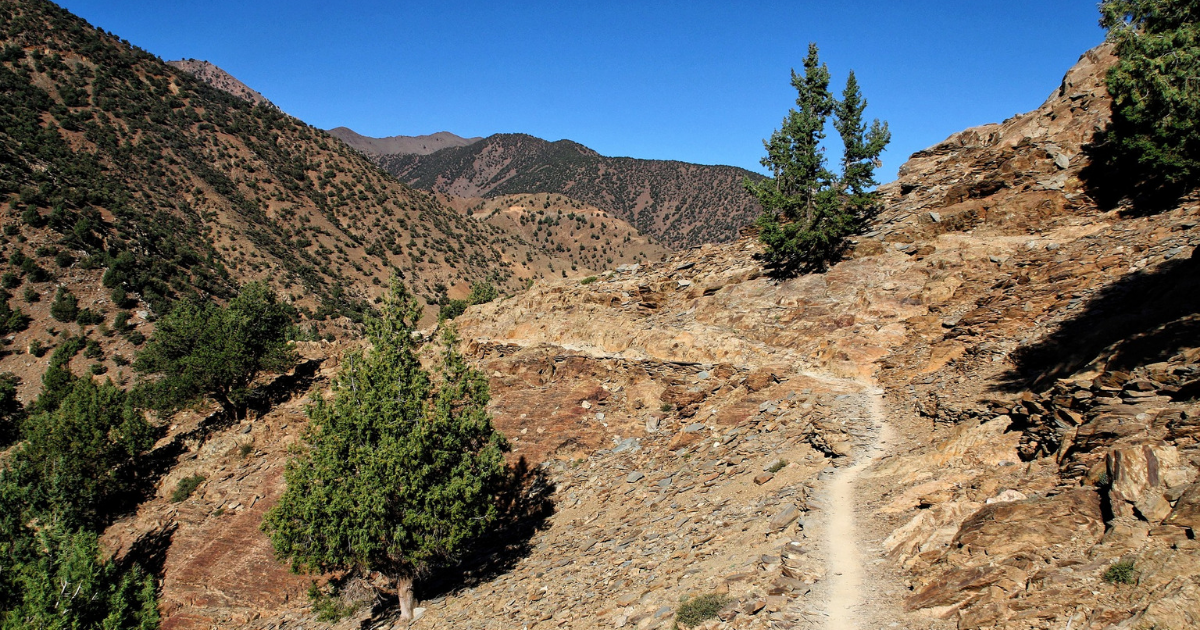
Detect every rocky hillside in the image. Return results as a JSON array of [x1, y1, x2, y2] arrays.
[[166, 59, 274, 108], [439, 192, 669, 279], [94, 43, 1200, 630], [361, 132, 765, 249], [326, 127, 481, 156]]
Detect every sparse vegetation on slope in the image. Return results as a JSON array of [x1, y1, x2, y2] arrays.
[[374, 133, 765, 248]]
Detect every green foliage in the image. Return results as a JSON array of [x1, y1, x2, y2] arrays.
[[438, 298, 468, 321], [1098, 0, 1200, 203], [0, 295, 30, 335], [264, 279, 509, 586], [17, 377, 154, 527], [0, 271, 18, 289], [579, 275, 598, 285], [744, 44, 889, 276], [767, 459, 788, 473], [467, 280, 499, 305], [0, 351, 157, 628], [674, 593, 731, 628], [135, 281, 296, 413], [170, 474, 205, 503], [0, 522, 159, 630], [1103, 559, 1137, 584], [32, 335, 85, 414], [49, 287, 78, 322], [0, 373, 21, 446], [306, 582, 360, 622]]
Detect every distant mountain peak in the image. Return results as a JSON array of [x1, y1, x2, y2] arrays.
[[326, 128, 482, 156], [166, 59, 274, 108]]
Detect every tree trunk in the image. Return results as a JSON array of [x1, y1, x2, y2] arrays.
[[397, 576, 415, 620]]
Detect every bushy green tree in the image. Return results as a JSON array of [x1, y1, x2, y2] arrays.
[[16, 377, 154, 528], [745, 43, 889, 275], [0, 374, 158, 628], [0, 373, 22, 447], [0, 523, 158, 630], [264, 280, 509, 620], [135, 281, 296, 414], [466, 280, 499, 305], [1097, 0, 1200, 203], [49, 287, 79, 323]]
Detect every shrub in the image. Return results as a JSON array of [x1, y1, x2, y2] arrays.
[[1, 272, 19, 289], [28, 339, 45, 357], [580, 275, 598, 285], [1104, 559, 1137, 584], [467, 280, 498, 305], [438, 298, 468, 321], [307, 582, 360, 622], [22, 286, 38, 303], [768, 459, 788, 473], [76, 308, 103, 326], [134, 281, 295, 414], [49, 287, 78, 322], [675, 594, 731, 628], [170, 474, 205, 503], [54, 250, 74, 268]]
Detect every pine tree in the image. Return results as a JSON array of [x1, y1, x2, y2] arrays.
[[1097, 0, 1200, 204], [263, 279, 509, 620], [745, 44, 889, 275]]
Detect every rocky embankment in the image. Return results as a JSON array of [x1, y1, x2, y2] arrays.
[[100, 44, 1200, 630]]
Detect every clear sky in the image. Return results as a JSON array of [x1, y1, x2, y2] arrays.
[[55, 1, 1106, 181]]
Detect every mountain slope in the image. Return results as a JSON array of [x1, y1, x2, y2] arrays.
[[327, 127, 481, 156], [369, 132, 765, 249], [0, 0, 543, 399]]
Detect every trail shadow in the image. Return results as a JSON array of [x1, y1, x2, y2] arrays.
[[419, 456, 556, 600], [996, 249, 1200, 392], [123, 358, 323, 517], [114, 522, 177, 579]]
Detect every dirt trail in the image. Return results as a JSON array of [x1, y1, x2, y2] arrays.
[[823, 386, 891, 630]]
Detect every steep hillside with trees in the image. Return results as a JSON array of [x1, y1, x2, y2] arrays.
[[364, 132, 765, 248]]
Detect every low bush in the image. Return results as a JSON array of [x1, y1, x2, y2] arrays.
[[170, 474, 205, 503], [1103, 559, 1136, 584], [675, 593, 731, 628]]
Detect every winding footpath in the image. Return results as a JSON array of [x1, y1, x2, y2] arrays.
[[824, 386, 891, 630]]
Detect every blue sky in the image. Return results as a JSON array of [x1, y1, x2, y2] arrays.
[[57, 1, 1106, 181]]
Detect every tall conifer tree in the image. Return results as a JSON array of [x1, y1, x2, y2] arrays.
[[745, 44, 889, 275]]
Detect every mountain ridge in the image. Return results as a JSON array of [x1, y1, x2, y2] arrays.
[[368, 132, 765, 249], [326, 127, 482, 156]]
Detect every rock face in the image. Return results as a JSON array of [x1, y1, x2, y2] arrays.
[[100, 44, 1200, 630]]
